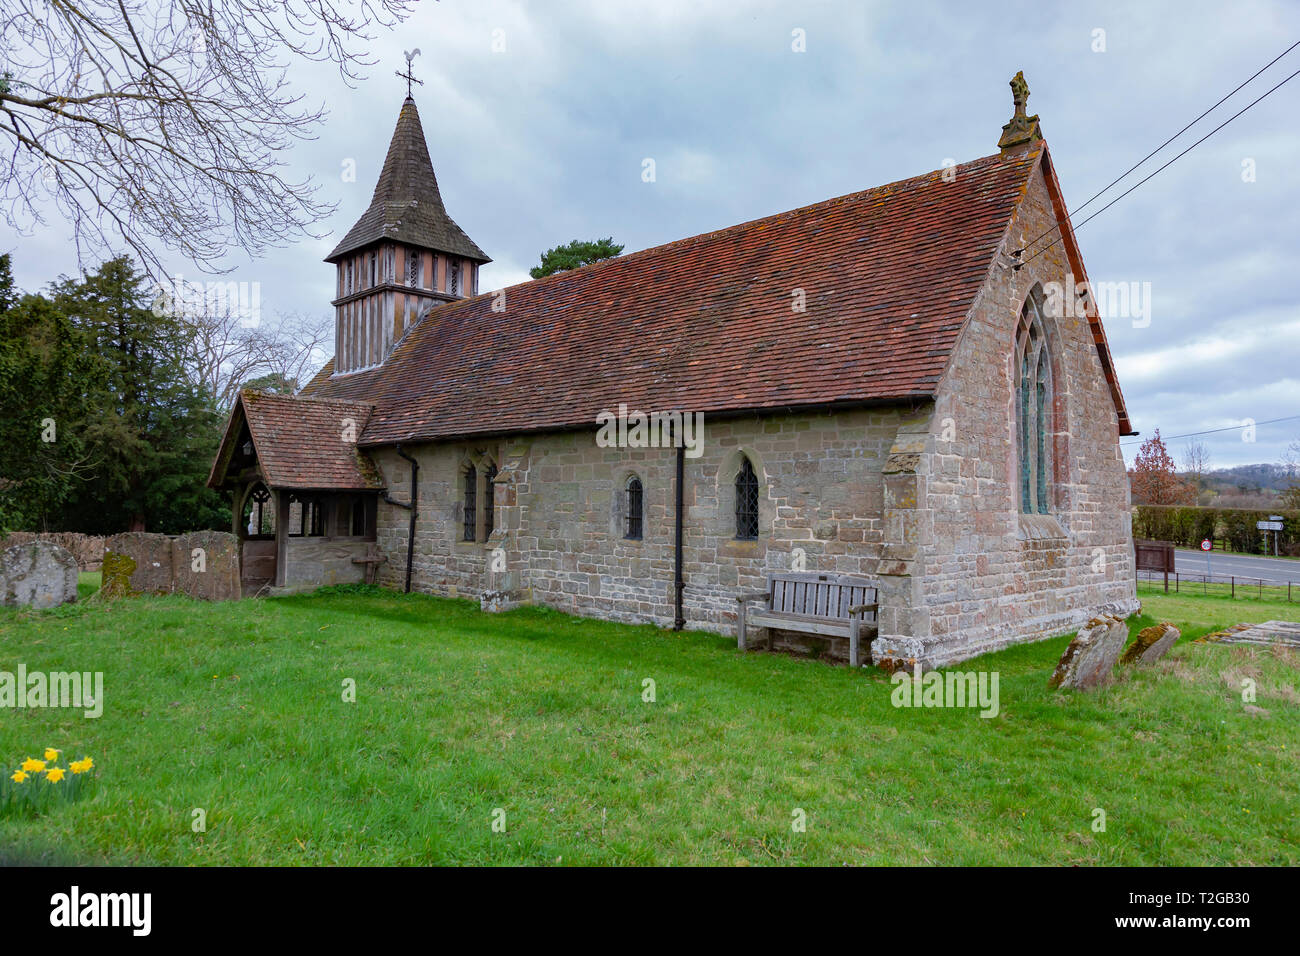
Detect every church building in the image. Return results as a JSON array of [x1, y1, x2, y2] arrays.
[[208, 73, 1140, 668]]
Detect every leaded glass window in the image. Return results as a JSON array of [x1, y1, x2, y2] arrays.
[[484, 464, 498, 538], [625, 476, 643, 540], [407, 250, 420, 287], [1015, 297, 1053, 514], [462, 465, 477, 541], [735, 457, 759, 540]]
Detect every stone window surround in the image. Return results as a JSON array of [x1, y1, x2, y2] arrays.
[[610, 468, 647, 544], [716, 446, 771, 553], [454, 452, 501, 549], [1013, 285, 1069, 522]]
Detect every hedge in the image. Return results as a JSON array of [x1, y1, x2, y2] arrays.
[[1132, 505, 1300, 555]]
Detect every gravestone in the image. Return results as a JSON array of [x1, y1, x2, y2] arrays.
[[1196, 621, 1300, 650], [1048, 614, 1128, 690], [0, 541, 79, 609], [1120, 622, 1180, 666], [172, 531, 241, 601], [102, 531, 241, 600]]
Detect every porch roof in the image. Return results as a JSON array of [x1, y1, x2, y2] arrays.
[[207, 390, 385, 492]]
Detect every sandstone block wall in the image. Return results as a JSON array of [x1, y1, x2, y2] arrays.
[[870, 160, 1138, 667], [370, 407, 904, 633]]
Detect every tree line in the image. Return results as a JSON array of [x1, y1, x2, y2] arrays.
[[0, 254, 327, 535]]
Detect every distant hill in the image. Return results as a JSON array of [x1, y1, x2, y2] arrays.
[[1185, 463, 1294, 510]]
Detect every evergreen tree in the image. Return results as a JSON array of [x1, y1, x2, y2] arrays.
[[45, 257, 227, 533], [529, 238, 624, 279], [0, 255, 99, 530]]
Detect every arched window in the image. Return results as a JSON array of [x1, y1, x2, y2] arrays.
[[1015, 297, 1053, 514], [243, 483, 273, 537], [735, 457, 759, 540], [625, 476, 644, 540], [484, 464, 498, 538], [462, 465, 477, 541]]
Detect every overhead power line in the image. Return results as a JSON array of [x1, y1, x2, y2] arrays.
[[1119, 414, 1300, 447], [1016, 49, 1300, 270], [1015, 39, 1300, 258]]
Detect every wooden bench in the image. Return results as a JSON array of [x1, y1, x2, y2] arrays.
[[736, 572, 879, 667]]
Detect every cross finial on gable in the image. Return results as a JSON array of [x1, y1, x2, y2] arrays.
[[396, 49, 423, 99], [998, 70, 1043, 156]]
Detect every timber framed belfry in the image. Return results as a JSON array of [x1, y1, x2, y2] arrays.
[[325, 96, 489, 374], [212, 74, 1140, 668]]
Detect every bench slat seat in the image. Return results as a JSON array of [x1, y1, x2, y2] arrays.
[[737, 572, 879, 666]]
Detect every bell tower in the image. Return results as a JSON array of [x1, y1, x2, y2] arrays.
[[325, 95, 490, 374]]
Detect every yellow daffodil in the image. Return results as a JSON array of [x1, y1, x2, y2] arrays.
[[43, 748, 59, 762], [20, 758, 45, 773], [10, 770, 27, 783], [45, 767, 66, 783], [70, 758, 94, 774]]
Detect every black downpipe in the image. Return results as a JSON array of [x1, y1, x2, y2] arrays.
[[388, 444, 419, 593], [673, 440, 686, 630]]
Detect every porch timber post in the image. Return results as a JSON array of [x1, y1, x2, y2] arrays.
[[274, 488, 289, 588]]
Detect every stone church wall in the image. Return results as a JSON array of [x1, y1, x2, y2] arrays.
[[871, 161, 1138, 667], [369, 407, 906, 633]]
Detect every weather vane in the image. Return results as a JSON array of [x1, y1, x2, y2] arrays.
[[396, 49, 423, 98]]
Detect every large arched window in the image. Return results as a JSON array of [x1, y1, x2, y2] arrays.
[[735, 457, 759, 539], [1015, 296, 1053, 514], [462, 464, 477, 541], [625, 475, 644, 540]]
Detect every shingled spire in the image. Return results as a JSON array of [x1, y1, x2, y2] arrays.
[[326, 95, 490, 376], [327, 97, 488, 264]]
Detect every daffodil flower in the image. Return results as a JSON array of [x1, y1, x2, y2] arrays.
[[45, 767, 66, 783], [10, 770, 27, 783]]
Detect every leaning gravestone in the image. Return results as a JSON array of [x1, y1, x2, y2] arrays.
[[1048, 614, 1129, 690], [1120, 622, 1181, 666], [0, 541, 79, 609]]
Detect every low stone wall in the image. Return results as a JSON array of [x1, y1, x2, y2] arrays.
[[277, 537, 369, 593], [102, 532, 240, 601], [0, 532, 105, 571]]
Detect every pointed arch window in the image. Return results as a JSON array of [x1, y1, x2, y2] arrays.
[[735, 457, 759, 540], [484, 464, 498, 538], [462, 465, 477, 541], [625, 476, 644, 540], [1016, 297, 1054, 514]]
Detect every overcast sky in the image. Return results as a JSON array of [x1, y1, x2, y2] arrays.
[[6, 0, 1299, 470]]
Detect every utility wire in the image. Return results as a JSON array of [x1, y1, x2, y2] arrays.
[[1015, 39, 1300, 257], [1119, 414, 1300, 447], [1017, 62, 1300, 270]]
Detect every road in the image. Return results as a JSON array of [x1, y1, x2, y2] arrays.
[[1173, 549, 1300, 585]]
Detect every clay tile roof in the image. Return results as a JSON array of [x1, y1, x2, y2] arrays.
[[302, 149, 1045, 445], [208, 391, 384, 491], [325, 97, 489, 264]]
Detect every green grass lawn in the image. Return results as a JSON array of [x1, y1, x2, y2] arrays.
[[0, 582, 1296, 865]]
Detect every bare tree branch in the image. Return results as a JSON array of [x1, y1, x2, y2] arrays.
[[0, 0, 416, 276]]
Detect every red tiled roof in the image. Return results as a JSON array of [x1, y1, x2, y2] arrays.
[[207, 391, 383, 491], [302, 148, 1058, 445]]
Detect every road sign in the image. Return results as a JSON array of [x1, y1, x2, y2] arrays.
[[1258, 521, 1284, 531], [1200, 539, 1213, 552]]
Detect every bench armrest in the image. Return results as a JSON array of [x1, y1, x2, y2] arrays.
[[736, 590, 770, 604], [848, 603, 879, 616]]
